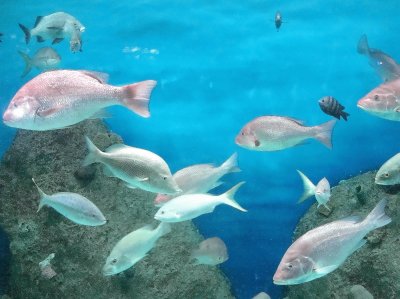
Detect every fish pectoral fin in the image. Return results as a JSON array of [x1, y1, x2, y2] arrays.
[[47, 26, 63, 30], [35, 106, 58, 117], [89, 109, 112, 119], [137, 177, 149, 182], [36, 36, 45, 43], [313, 265, 338, 275], [52, 38, 64, 44]]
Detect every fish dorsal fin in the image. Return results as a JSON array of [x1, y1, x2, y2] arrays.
[[283, 116, 304, 125], [79, 70, 109, 84], [105, 143, 131, 153], [34, 16, 43, 28]]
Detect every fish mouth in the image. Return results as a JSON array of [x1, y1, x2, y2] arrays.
[[273, 279, 287, 285], [102, 269, 115, 276]]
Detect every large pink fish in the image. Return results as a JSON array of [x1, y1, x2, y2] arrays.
[[357, 78, 400, 121], [235, 116, 336, 151], [3, 70, 156, 130]]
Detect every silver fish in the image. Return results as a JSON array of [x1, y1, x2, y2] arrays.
[[154, 153, 240, 207], [375, 152, 400, 185], [275, 11, 282, 31], [235, 116, 336, 151], [191, 237, 228, 265], [32, 178, 106, 226], [19, 12, 85, 52], [83, 137, 181, 195], [154, 182, 247, 223], [18, 47, 61, 77], [357, 34, 400, 82], [273, 199, 391, 285], [2, 70, 156, 131], [296, 170, 331, 210], [103, 222, 171, 276]]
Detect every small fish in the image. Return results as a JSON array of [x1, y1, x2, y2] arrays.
[[154, 153, 240, 207], [296, 170, 331, 210], [191, 237, 228, 265], [375, 152, 400, 185], [357, 34, 400, 82], [32, 178, 106, 226], [103, 222, 171, 276], [19, 12, 85, 52], [318, 96, 349, 121], [2, 70, 156, 130], [275, 11, 282, 31], [357, 78, 400, 121], [252, 292, 271, 299], [0, 32, 3, 42], [83, 137, 180, 194], [154, 182, 247, 223], [273, 199, 391, 285], [18, 47, 61, 77], [235, 116, 336, 151]]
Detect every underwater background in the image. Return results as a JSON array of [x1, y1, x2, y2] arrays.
[[1, 1, 400, 298]]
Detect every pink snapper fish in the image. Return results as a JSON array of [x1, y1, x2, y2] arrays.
[[357, 78, 400, 121], [3, 70, 156, 130]]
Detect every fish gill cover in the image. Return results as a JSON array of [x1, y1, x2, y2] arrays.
[[0, 1, 400, 298]]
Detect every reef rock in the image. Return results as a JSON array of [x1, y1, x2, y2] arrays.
[[350, 284, 374, 299], [0, 120, 234, 299], [285, 171, 400, 299]]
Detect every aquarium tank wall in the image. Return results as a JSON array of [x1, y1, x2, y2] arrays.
[[0, 1, 399, 298]]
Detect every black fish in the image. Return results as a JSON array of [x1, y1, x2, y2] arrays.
[[319, 96, 349, 121], [275, 11, 282, 31]]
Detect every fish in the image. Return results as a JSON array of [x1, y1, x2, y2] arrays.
[[318, 96, 349, 121], [191, 237, 228, 265], [296, 170, 331, 210], [235, 116, 336, 151], [0, 32, 3, 42], [83, 137, 181, 194], [2, 70, 157, 130], [357, 34, 400, 82], [19, 12, 85, 52], [252, 292, 271, 299], [154, 182, 247, 223], [18, 47, 61, 77], [375, 152, 400, 185], [275, 11, 282, 31], [32, 178, 107, 226], [357, 78, 400, 121], [273, 199, 391, 285], [102, 222, 171, 276], [154, 153, 240, 207]]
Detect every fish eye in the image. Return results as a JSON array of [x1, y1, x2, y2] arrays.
[[286, 263, 293, 270], [241, 132, 244, 135], [254, 140, 260, 147], [111, 258, 118, 264], [384, 173, 390, 178], [163, 176, 167, 180], [161, 211, 165, 214], [13, 103, 18, 108], [374, 95, 380, 101]]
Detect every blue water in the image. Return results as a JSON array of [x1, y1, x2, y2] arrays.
[[1, 1, 400, 298]]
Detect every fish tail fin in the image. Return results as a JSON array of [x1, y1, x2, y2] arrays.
[[156, 222, 171, 237], [357, 34, 369, 55], [296, 170, 316, 203], [220, 182, 247, 212], [17, 51, 32, 77], [18, 23, 31, 44], [364, 199, 392, 230], [32, 178, 47, 212], [83, 136, 102, 166], [314, 119, 336, 149], [341, 111, 350, 121], [120, 80, 157, 118], [220, 153, 241, 173]]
